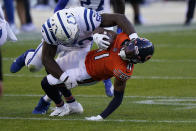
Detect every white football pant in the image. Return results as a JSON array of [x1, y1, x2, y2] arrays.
[[25, 40, 91, 72], [47, 48, 95, 86]]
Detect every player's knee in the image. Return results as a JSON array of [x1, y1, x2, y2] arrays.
[[27, 64, 41, 72], [25, 52, 42, 72], [41, 77, 50, 90]]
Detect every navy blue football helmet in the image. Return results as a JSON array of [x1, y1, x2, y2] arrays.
[[119, 38, 154, 64]]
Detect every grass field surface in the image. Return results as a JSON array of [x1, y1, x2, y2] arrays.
[[0, 25, 196, 131]]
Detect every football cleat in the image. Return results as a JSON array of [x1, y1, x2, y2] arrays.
[[32, 97, 51, 114], [68, 101, 84, 114], [103, 79, 114, 97], [50, 104, 70, 116], [10, 49, 35, 73]]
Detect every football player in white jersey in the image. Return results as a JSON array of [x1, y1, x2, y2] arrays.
[[11, 0, 126, 113], [54, 0, 125, 97], [45, 0, 126, 113], [10, 7, 138, 114]]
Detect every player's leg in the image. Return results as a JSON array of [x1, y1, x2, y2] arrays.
[[33, 49, 87, 114], [10, 42, 43, 73], [41, 77, 70, 116], [33, 84, 83, 114], [39, 76, 83, 115], [49, 50, 89, 114], [103, 79, 114, 97], [58, 86, 83, 114], [185, 0, 196, 25]]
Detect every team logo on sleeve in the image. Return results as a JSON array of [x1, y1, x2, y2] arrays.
[[113, 69, 131, 81]]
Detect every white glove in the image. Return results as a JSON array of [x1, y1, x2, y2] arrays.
[[65, 76, 78, 90], [93, 33, 111, 49], [85, 115, 103, 121], [60, 72, 78, 90]]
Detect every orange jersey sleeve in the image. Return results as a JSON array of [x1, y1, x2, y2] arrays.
[[85, 33, 134, 81]]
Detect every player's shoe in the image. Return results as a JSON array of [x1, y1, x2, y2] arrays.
[[32, 97, 51, 114], [50, 104, 70, 116], [103, 79, 114, 97], [10, 49, 35, 73], [68, 101, 84, 114]]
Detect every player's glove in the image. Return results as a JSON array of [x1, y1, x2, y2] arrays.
[[129, 33, 138, 40], [85, 115, 103, 121], [93, 33, 110, 49], [60, 72, 78, 89]]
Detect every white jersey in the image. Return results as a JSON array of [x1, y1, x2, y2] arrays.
[[41, 7, 102, 49]]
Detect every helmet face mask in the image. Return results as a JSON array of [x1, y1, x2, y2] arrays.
[[119, 38, 154, 64]]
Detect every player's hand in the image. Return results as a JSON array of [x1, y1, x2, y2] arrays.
[[60, 72, 78, 89], [93, 33, 110, 49], [64, 77, 78, 90], [85, 115, 103, 121]]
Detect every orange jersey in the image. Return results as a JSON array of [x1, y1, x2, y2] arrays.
[[85, 33, 134, 81]]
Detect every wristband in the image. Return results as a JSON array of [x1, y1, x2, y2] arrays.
[[129, 33, 138, 40], [59, 72, 69, 82]]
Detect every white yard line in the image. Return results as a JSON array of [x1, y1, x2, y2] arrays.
[[3, 73, 196, 80], [3, 94, 196, 99], [0, 116, 195, 123], [2, 95, 196, 119]]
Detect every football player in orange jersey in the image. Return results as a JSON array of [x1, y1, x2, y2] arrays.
[[41, 28, 154, 119]]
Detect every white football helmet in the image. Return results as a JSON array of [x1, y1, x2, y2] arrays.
[[42, 9, 79, 46]]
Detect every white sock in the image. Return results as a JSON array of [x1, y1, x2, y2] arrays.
[[43, 95, 51, 102]]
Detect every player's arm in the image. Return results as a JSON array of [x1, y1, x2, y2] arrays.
[[54, 0, 69, 13], [100, 13, 138, 39], [86, 78, 126, 120], [111, 0, 125, 14], [99, 78, 126, 119], [42, 41, 63, 79]]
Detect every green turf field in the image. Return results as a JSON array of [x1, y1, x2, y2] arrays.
[[0, 26, 196, 131]]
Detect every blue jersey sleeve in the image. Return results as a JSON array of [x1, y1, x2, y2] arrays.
[[54, 0, 69, 13]]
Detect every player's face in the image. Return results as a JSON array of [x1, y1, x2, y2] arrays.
[[124, 41, 141, 64]]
